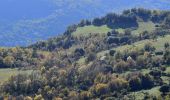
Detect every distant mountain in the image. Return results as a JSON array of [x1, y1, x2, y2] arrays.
[[0, 0, 170, 47]]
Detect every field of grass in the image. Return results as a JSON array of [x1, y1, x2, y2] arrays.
[[0, 68, 33, 83], [97, 39, 150, 57], [130, 86, 161, 100], [115, 28, 125, 34], [72, 21, 156, 37], [114, 21, 156, 36], [97, 35, 170, 57], [132, 21, 156, 35], [72, 25, 111, 37], [153, 35, 170, 51]]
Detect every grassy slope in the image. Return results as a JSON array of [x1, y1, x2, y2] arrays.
[[75, 36, 169, 99], [115, 21, 156, 35], [132, 21, 156, 35], [128, 67, 170, 99], [0, 68, 33, 83], [97, 35, 170, 57], [72, 25, 111, 37], [72, 21, 156, 37], [73, 21, 167, 66], [129, 86, 161, 100]]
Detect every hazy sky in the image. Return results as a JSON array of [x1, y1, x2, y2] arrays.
[[1, 0, 170, 21], [0, 0, 56, 21]]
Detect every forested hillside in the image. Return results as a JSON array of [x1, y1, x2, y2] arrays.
[[1, 0, 170, 46], [0, 8, 170, 99]]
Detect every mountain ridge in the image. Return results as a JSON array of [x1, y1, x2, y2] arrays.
[[1, 0, 170, 46]]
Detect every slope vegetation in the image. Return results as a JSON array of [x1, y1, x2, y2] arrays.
[[0, 8, 170, 100]]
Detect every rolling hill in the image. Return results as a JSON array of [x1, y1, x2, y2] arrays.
[[0, 8, 170, 99]]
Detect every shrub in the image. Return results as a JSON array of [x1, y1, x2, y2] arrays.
[[107, 32, 112, 36], [160, 66, 166, 71], [24, 96, 33, 100], [114, 52, 123, 60], [149, 70, 162, 77], [75, 48, 85, 57], [163, 50, 170, 65], [78, 20, 91, 27], [3, 56, 15, 67], [64, 24, 77, 35], [68, 91, 78, 100], [144, 43, 155, 52], [141, 74, 154, 89], [94, 73, 112, 84], [124, 29, 132, 36], [86, 53, 96, 63], [140, 31, 150, 39], [119, 36, 130, 44], [61, 88, 69, 97], [129, 74, 154, 91], [108, 78, 128, 92], [165, 94, 170, 100], [136, 55, 147, 68], [110, 30, 119, 36], [104, 65, 113, 74], [155, 50, 164, 55], [151, 57, 162, 67], [79, 91, 92, 100], [114, 60, 128, 73], [164, 42, 170, 49], [92, 18, 103, 26], [129, 76, 142, 91], [3, 74, 31, 95], [34, 94, 44, 100], [160, 85, 170, 95], [94, 83, 108, 96], [109, 50, 116, 56], [107, 36, 119, 44]]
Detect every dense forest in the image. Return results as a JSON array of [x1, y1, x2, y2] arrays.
[[0, 8, 170, 100]]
